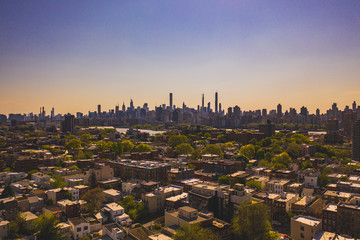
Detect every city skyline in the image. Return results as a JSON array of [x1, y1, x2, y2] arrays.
[[3, 91, 358, 117], [1, 1, 360, 114]]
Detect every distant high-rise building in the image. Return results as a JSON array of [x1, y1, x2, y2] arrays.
[[343, 111, 357, 137], [98, 105, 101, 115], [62, 114, 75, 133], [277, 104, 282, 117], [262, 109, 267, 117], [207, 102, 211, 112], [300, 106, 308, 116], [122, 102, 126, 112], [259, 120, 275, 137], [316, 108, 320, 116], [202, 94, 204, 110], [169, 93, 173, 109], [215, 92, 218, 113], [332, 103, 338, 112], [219, 103, 222, 113], [51, 108, 55, 119], [353, 101, 357, 111], [352, 120, 360, 161], [130, 99, 134, 109]]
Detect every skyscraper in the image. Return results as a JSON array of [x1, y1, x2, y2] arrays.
[[277, 104, 282, 117], [169, 93, 173, 109], [202, 94, 204, 110], [51, 107, 55, 119], [352, 120, 360, 161], [353, 101, 357, 111], [62, 114, 75, 133], [215, 92, 218, 113], [98, 104, 101, 115]]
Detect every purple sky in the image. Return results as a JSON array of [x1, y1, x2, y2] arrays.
[[1, 0, 360, 115]]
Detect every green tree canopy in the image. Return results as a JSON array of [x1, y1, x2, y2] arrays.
[[218, 175, 231, 185], [200, 144, 223, 157], [134, 143, 152, 152], [119, 195, 144, 220], [301, 161, 313, 169], [175, 143, 194, 155], [173, 223, 220, 240], [232, 202, 277, 240], [169, 134, 189, 148], [246, 179, 262, 191], [271, 152, 292, 169], [82, 187, 105, 214], [239, 144, 256, 159], [121, 140, 134, 152], [286, 143, 302, 159], [33, 213, 62, 240], [111, 142, 123, 156], [64, 139, 83, 152], [51, 175, 67, 189], [9, 213, 32, 238]]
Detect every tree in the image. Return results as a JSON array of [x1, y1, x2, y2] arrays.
[[301, 161, 313, 169], [121, 140, 134, 152], [33, 213, 62, 240], [134, 143, 152, 152], [9, 213, 32, 237], [173, 223, 220, 240], [82, 187, 105, 214], [119, 195, 144, 220], [246, 179, 262, 191], [271, 152, 291, 169], [239, 144, 256, 159], [218, 175, 231, 185], [286, 143, 302, 159], [232, 202, 276, 240], [175, 143, 194, 155], [1, 184, 15, 198], [64, 139, 82, 152], [51, 175, 67, 188], [221, 142, 234, 151], [169, 134, 189, 148], [200, 144, 223, 157], [111, 142, 123, 156]]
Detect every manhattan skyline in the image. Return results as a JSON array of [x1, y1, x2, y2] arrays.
[[1, 1, 360, 115]]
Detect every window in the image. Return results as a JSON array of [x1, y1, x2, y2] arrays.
[[84, 226, 88, 231], [300, 226, 304, 231], [300, 233, 304, 238], [77, 227, 81, 232]]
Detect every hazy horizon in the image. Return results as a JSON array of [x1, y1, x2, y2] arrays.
[[1, 1, 360, 115]]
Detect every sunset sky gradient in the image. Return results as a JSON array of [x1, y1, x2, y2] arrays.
[[1, 1, 360, 115]]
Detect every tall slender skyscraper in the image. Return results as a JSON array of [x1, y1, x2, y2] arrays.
[[98, 104, 101, 115], [353, 101, 357, 111], [215, 92, 218, 113], [202, 94, 204, 110], [169, 93, 173, 109], [277, 104, 282, 117]]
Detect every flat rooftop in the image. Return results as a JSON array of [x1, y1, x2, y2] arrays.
[[293, 216, 321, 226]]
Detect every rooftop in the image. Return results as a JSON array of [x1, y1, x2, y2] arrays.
[[104, 202, 124, 212], [292, 215, 321, 226], [324, 204, 337, 212]]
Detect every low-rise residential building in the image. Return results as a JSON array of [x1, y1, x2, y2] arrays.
[[337, 195, 360, 238], [291, 215, 322, 240], [68, 217, 90, 240], [142, 185, 183, 214], [165, 206, 213, 227], [31, 172, 51, 186], [0, 220, 9, 239], [322, 204, 337, 233], [103, 189, 122, 203], [266, 179, 290, 193]]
